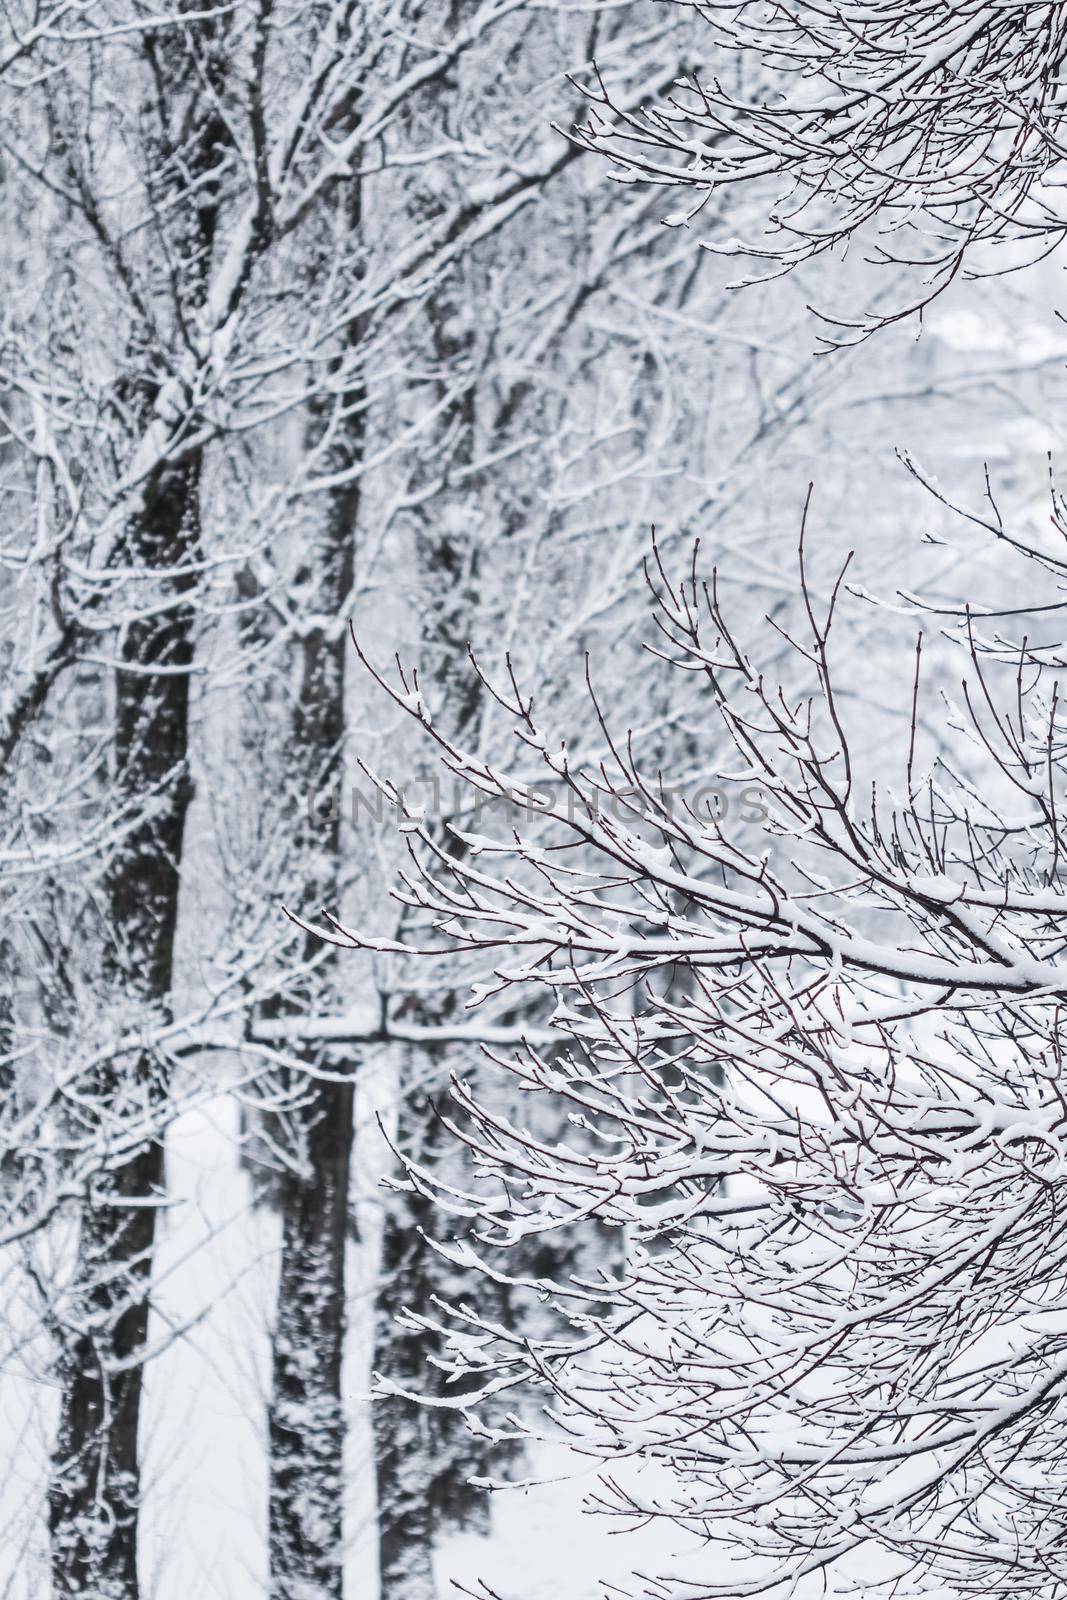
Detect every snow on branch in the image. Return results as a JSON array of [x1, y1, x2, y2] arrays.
[[344, 525, 1067, 1598], [570, 1, 1067, 337]]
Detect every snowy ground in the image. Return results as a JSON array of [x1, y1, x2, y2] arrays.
[[0, 1089, 921, 1600], [0, 1095, 683, 1600], [1, 1088, 916, 1600]]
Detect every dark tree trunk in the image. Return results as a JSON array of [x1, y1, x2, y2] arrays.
[[266, 441, 361, 1597], [49, 1141, 166, 1599], [268, 1064, 353, 1599], [373, 238, 498, 1598], [47, 17, 228, 1584], [49, 453, 202, 1599], [374, 1171, 440, 1600], [375, 1088, 498, 1600]]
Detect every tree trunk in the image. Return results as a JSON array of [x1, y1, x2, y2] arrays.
[[266, 444, 361, 1597], [269, 1066, 353, 1599], [375, 1089, 491, 1600], [47, 18, 227, 1581], [372, 206, 507, 1589], [49, 452, 202, 1599], [374, 1132, 442, 1600]]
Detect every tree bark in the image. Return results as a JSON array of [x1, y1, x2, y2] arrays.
[[374, 248, 504, 1595], [49, 452, 202, 1599], [375, 1086, 502, 1600], [47, 17, 227, 1584], [266, 420, 361, 1598], [269, 1061, 353, 1599]]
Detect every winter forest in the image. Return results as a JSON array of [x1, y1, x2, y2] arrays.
[[9, 2, 1067, 1597]]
